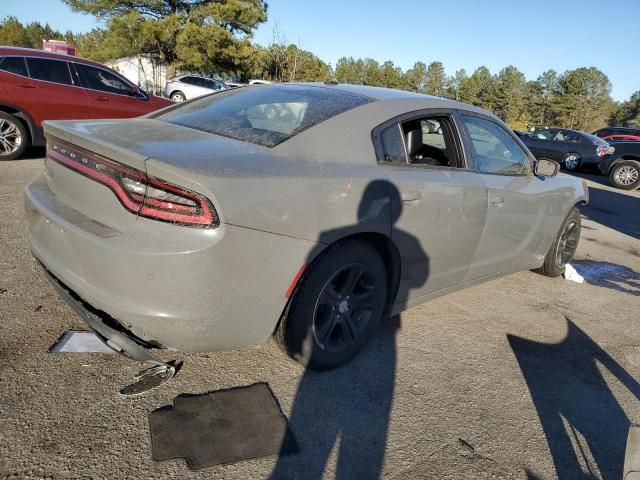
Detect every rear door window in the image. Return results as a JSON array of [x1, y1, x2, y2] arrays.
[[157, 85, 374, 147], [379, 124, 407, 163], [203, 79, 222, 91], [554, 130, 581, 142], [0, 56, 28, 77], [75, 63, 132, 95], [26, 58, 73, 85], [180, 76, 200, 86]]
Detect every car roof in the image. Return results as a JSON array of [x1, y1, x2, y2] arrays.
[[539, 127, 587, 135], [176, 74, 216, 80], [285, 82, 496, 117], [0, 45, 109, 70]]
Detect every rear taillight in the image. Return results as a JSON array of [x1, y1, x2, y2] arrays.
[[46, 138, 218, 228]]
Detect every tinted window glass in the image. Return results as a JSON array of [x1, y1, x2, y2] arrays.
[[380, 124, 406, 163], [75, 64, 131, 94], [0, 56, 28, 76], [533, 129, 554, 140], [462, 115, 531, 175], [181, 76, 199, 86], [204, 79, 222, 91], [553, 130, 581, 142], [26, 58, 72, 85], [157, 85, 374, 147]]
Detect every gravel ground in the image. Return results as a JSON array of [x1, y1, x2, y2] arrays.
[[1, 155, 639, 479]]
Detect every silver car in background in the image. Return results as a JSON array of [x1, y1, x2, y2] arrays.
[[163, 74, 228, 102], [25, 83, 587, 371]]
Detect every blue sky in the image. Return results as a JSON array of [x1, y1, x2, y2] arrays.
[[3, 0, 638, 101]]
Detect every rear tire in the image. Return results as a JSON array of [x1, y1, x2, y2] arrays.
[[277, 239, 388, 371], [533, 207, 581, 278], [562, 153, 581, 171], [609, 160, 640, 190], [170, 91, 186, 102], [0, 112, 28, 160]]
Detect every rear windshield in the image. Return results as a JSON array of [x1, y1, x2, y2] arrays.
[[156, 84, 373, 147]]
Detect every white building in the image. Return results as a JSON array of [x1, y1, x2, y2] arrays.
[[105, 56, 168, 96]]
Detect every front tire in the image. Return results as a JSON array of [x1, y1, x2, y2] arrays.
[[562, 153, 581, 171], [610, 160, 640, 190], [534, 207, 581, 277], [0, 112, 28, 161], [277, 239, 388, 371]]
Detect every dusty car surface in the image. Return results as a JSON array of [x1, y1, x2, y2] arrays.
[[25, 83, 588, 370]]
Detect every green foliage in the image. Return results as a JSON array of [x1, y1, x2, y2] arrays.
[[424, 61, 446, 97], [610, 91, 640, 127], [552, 67, 612, 131], [64, 0, 267, 75], [495, 65, 526, 125], [404, 61, 427, 92], [251, 44, 331, 82]]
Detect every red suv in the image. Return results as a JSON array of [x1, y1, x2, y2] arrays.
[[0, 47, 172, 160]]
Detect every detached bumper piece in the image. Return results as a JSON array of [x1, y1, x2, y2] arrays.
[[41, 263, 176, 395]]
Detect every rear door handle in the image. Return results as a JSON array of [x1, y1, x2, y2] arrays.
[[92, 96, 110, 102], [17, 82, 36, 89], [490, 196, 505, 208], [401, 190, 422, 204]]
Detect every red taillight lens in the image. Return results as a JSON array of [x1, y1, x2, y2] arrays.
[[46, 138, 218, 228]]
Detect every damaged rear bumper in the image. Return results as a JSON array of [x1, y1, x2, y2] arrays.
[[41, 263, 165, 365]]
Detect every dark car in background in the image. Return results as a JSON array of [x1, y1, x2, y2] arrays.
[[594, 126, 640, 141], [598, 141, 640, 190], [0, 46, 172, 160], [521, 128, 613, 171], [601, 133, 640, 143]]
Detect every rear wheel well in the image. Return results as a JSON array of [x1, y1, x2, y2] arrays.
[[0, 105, 33, 143], [273, 232, 401, 338], [608, 156, 640, 172], [308, 232, 401, 312]]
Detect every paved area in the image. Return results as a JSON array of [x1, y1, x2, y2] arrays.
[[1, 155, 639, 479]]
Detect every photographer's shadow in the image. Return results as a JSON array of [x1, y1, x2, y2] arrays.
[[270, 180, 428, 479], [509, 318, 640, 479]]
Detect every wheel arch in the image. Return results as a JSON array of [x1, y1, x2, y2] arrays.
[[0, 103, 37, 144], [607, 155, 640, 172], [273, 231, 402, 337]]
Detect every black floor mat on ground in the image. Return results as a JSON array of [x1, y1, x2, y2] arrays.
[[149, 383, 298, 469]]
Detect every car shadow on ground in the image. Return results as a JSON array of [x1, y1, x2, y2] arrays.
[[509, 318, 640, 479], [566, 172, 640, 240], [269, 180, 429, 479], [19, 146, 46, 160]]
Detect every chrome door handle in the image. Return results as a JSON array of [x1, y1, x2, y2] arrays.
[[401, 191, 422, 203], [92, 96, 110, 102], [17, 82, 36, 88], [490, 196, 505, 208]]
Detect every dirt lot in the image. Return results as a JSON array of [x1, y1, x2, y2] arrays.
[[1, 155, 639, 479]]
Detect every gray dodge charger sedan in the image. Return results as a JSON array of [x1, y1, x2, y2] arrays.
[[25, 83, 587, 370]]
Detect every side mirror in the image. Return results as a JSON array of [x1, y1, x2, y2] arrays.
[[535, 158, 560, 177]]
